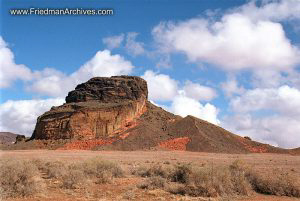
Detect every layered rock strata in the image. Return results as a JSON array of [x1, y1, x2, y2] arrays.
[[32, 76, 148, 140]]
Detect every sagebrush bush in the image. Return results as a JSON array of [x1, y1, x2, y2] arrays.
[[230, 159, 300, 197], [134, 164, 171, 178], [247, 171, 300, 197], [138, 176, 167, 190], [0, 160, 42, 198], [170, 164, 192, 183], [61, 168, 86, 189], [230, 166, 252, 195], [31, 158, 47, 170], [165, 182, 186, 195], [81, 157, 124, 178], [155, 162, 253, 197], [95, 171, 113, 184], [44, 161, 67, 179]]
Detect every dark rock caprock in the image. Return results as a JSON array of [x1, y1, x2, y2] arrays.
[[66, 76, 148, 103]]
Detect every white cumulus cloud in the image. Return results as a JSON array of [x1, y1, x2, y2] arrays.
[[73, 50, 134, 80], [183, 81, 217, 101], [223, 114, 300, 149], [223, 85, 300, 148], [0, 98, 64, 136], [142, 70, 178, 101], [152, 1, 300, 71], [102, 34, 124, 49], [0, 36, 135, 97], [125, 32, 145, 56], [221, 75, 245, 97], [237, 0, 300, 22], [142, 71, 220, 124], [28, 50, 135, 97], [231, 85, 300, 116], [0, 37, 33, 88], [170, 93, 220, 125], [28, 68, 75, 97]]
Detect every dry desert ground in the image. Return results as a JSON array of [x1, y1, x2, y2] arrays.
[[1, 150, 300, 201]]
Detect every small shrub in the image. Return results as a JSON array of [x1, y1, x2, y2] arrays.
[[165, 182, 186, 195], [85, 158, 120, 175], [138, 176, 167, 190], [133, 159, 299, 198], [96, 171, 113, 184], [44, 161, 67, 179], [79, 157, 123, 184], [229, 159, 251, 173], [122, 190, 136, 200], [168, 162, 252, 197], [163, 161, 171, 165], [133, 164, 171, 178], [248, 171, 300, 197], [131, 165, 148, 176], [170, 164, 192, 183], [0, 160, 42, 198], [61, 168, 86, 189], [31, 158, 47, 171], [230, 160, 300, 197], [230, 167, 252, 195], [180, 167, 224, 197]]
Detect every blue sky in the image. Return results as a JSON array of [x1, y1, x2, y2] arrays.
[[1, 0, 300, 148]]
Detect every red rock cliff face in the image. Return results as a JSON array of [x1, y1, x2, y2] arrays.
[[32, 76, 148, 140]]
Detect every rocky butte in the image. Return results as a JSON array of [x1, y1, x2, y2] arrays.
[[32, 76, 147, 141], [31, 75, 292, 153]]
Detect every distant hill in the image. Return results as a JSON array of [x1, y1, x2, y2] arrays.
[[0, 132, 19, 144], [290, 147, 300, 155]]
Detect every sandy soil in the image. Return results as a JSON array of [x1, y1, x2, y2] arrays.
[[1, 150, 300, 201]]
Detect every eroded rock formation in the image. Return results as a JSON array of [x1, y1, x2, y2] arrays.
[[32, 76, 148, 140], [30, 75, 293, 154]]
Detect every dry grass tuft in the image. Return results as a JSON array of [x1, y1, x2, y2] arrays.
[[230, 159, 300, 197], [138, 176, 167, 190], [81, 157, 124, 178], [1, 156, 299, 199], [0, 159, 42, 198], [122, 190, 136, 200], [61, 168, 86, 189], [166, 165, 252, 197], [137, 161, 253, 197], [44, 161, 67, 179], [169, 164, 192, 183], [62, 157, 124, 184], [247, 171, 300, 197], [133, 163, 172, 178]]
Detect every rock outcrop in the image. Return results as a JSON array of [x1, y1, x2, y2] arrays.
[[65, 76, 148, 103], [32, 76, 148, 140], [30, 75, 294, 154], [15, 135, 26, 143]]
